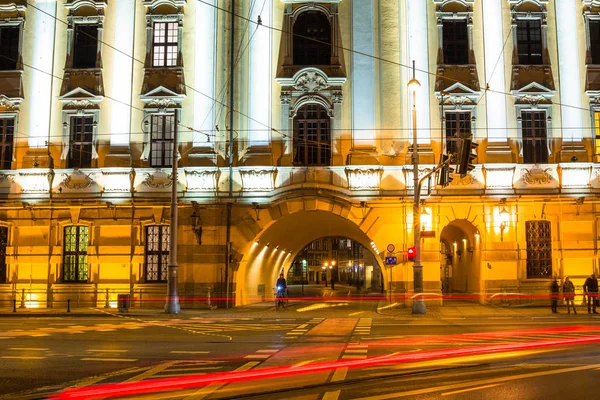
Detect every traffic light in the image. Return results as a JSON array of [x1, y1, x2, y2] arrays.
[[436, 154, 455, 187], [456, 137, 478, 177], [407, 246, 416, 262]]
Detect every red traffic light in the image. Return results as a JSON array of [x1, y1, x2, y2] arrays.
[[407, 246, 417, 261]]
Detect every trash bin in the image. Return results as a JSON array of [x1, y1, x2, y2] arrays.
[[117, 294, 130, 312]]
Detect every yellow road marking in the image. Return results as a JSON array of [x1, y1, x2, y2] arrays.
[[8, 348, 47, 351], [331, 367, 348, 382], [243, 354, 271, 359], [87, 349, 128, 353], [169, 351, 210, 354], [183, 361, 260, 400], [441, 383, 500, 396], [377, 303, 399, 311], [322, 391, 341, 400], [80, 358, 137, 362], [1, 356, 45, 360], [349, 311, 365, 316], [355, 363, 600, 400]]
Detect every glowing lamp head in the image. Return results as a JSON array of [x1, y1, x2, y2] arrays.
[[407, 246, 417, 262]]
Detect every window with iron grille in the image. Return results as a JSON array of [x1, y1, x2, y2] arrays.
[[0, 117, 14, 169], [516, 20, 543, 65], [293, 104, 331, 166], [152, 22, 178, 67], [445, 112, 471, 155], [150, 114, 175, 168], [521, 110, 548, 164], [293, 11, 331, 65], [526, 220, 552, 279], [590, 20, 600, 64], [594, 111, 600, 161], [68, 116, 93, 169], [63, 226, 89, 283], [0, 226, 7, 284], [145, 226, 170, 282], [73, 24, 98, 68], [442, 20, 468, 64], [0, 26, 19, 70]]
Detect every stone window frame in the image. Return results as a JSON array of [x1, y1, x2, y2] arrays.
[[583, 2, 600, 65], [144, 224, 170, 283], [0, 111, 18, 169], [281, 1, 342, 68], [292, 102, 332, 166], [508, 0, 550, 66], [525, 219, 553, 279], [61, 224, 91, 283], [141, 105, 180, 164], [143, 1, 185, 70], [66, 114, 95, 169], [436, 88, 479, 155], [149, 113, 176, 168], [0, 5, 25, 72], [586, 93, 600, 161], [64, 1, 107, 70], [434, 0, 476, 65], [60, 108, 100, 167], [514, 101, 553, 162]]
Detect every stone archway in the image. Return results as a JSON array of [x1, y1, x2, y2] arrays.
[[234, 208, 385, 305], [439, 219, 482, 300]]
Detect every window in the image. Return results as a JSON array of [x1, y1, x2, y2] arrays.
[[0, 118, 14, 169], [526, 220, 552, 279], [152, 22, 178, 67], [293, 11, 331, 65], [150, 114, 175, 168], [0, 226, 7, 284], [73, 25, 98, 69], [68, 116, 93, 169], [145, 226, 170, 282], [0, 26, 19, 70], [442, 21, 468, 65], [521, 111, 548, 164], [293, 104, 331, 166], [517, 20, 543, 65], [63, 226, 89, 283], [591, 21, 600, 64], [594, 111, 600, 160], [445, 112, 471, 155]]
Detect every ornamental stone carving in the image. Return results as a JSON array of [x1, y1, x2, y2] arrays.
[[63, 172, 94, 190], [101, 170, 134, 193], [185, 170, 219, 192], [240, 169, 276, 192], [294, 70, 329, 92], [143, 170, 173, 189], [0, 95, 20, 111], [346, 168, 382, 191], [448, 173, 474, 186], [522, 166, 552, 185], [12, 171, 55, 193]]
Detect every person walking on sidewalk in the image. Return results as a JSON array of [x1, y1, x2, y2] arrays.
[[563, 276, 577, 315], [550, 279, 559, 313], [583, 273, 599, 314]]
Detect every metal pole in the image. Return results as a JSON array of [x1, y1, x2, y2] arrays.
[[410, 61, 426, 315], [225, 204, 232, 309], [165, 111, 181, 314]]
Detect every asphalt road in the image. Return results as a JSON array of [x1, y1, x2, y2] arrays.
[[1, 292, 599, 399]]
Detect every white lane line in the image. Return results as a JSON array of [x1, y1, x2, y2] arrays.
[[170, 351, 210, 354], [80, 358, 137, 362], [1, 356, 46, 360], [8, 348, 48, 351]]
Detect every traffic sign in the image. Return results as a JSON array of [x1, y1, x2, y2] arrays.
[[385, 256, 397, 265], [387, 244, 395, 253]]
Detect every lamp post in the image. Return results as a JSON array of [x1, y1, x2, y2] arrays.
[[322, 265, 327, 287], [165, 112, 181, 314], [499, 206, 510, 242], [408, 61, 426, 315]]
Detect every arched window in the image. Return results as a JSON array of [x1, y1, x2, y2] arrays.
[[293, 104, 331, 166], [293, 11, 331, 65]]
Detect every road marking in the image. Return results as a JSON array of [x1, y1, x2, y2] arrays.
[[1, 356, 46, 360], [441, 383, 500, 396], [322, 390, 341, 400], [355, 363, 600, 400], [0, 337, 14, 340], [183, 361, 260, 400], [8, 348, 48, 351], [30, 334, 50, 337], [170, 351, 210, 354], [125, 361, 177, 382], [243, 354, 271, 359], [377, 303, 400, 311], [87, 349, 128, 353], [331, 367, 348, 382], [440, 317, 466, 320], [349, 311, 365, 316], [345, 349, 368, 354], [256, 349, 279, 353], [80, 358, 137, 362]]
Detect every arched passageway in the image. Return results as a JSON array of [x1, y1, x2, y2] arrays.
[[235, 210, 384, 305], [439, 219, 481, 299]]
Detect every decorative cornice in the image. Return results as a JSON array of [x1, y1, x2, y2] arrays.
[[240, 169, 277, 192], [521, 166, 552, 185], [65, 1, 107, 11], [143, 170, 173, 189], [0, 94, 23, 111], [275, 67, 346, 89], [62, 172, 94, 190], [185, 170, 219, 192], [0, 2, 27, 13], [345, 168, 382, 191]]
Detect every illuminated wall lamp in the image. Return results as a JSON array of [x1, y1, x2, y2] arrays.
[[190, 210, 203, 245], [499, 206, 510, 242]]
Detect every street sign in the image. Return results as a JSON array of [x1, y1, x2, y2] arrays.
[[387, 244, 395, 252], [385, 256, 397, 265], [421, 230, 436, 238]]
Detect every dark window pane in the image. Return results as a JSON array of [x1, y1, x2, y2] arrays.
[[522, 111, 548, 164], [517, 20, 543, 65], [293, 11, 331, 65], [0, 26, 19, 70], [591, 21, 600, 64], [0, 226, 7, 283], [145, 226, 170, 282], [443, 21, 468, 64], [293, 104, 331, 166], [153, 22, 179, 67], [150, 114, 176, 168], [526, 220, 552, 279], [73, 25, 98, 68], [445, 112, 471, 155], [62, 226, 89, 282], [0, 118, 14, 169], [68, 116, 94, 169]]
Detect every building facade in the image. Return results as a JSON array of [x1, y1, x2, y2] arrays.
[[0, 0, 599, 308]]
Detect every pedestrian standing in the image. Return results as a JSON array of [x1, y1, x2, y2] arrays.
[[563, 276, 577, 315], [550, 279, 559, 313], [583, 273, 599, 314]]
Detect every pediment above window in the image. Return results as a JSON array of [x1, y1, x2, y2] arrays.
[[511, 82, 555, 104], [143, 0, 186, 13], [0, 2, 27, 14], [276, 68, 346, 92], [436, 82, 480, 105], [0, 94, 22, 111], [58, 87, 103, 110], [507, 0, 549, 11], [281, 0, 341, 4], [64, 1, 107, 12], [584, 0, 600, 8], [433, 0, 475, 12], [140, 85, 185, 110]]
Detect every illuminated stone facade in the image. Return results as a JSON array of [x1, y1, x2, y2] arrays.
[[0, 0, 599, 308]]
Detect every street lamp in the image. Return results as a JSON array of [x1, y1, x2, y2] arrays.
[[409, 60, 426, 315], [499, 206, 510, 242], [322, 265, 327, 287]]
